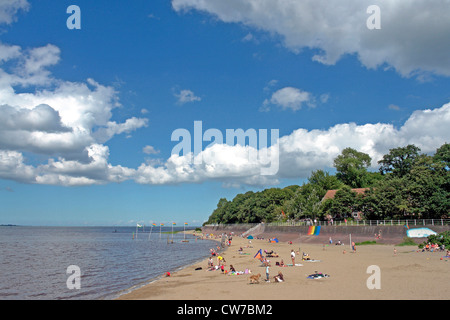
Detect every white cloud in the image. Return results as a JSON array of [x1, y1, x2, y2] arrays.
[[320, 93, 330, 104], [126, 102, 450, 187], [0, 42, 449, 188], [0, 150, 36, 183], [92, 117, 149, 143], [0, 42, 21, 62], [22, 44, 61, 76], [0, 42, 148, 185], [262, 86, 327, 112], [388, 104, 400, 111], [142, 145, 160, 155], [1, 64, 449, 188], [175, 89, 201, 104], [171, 0, 450, 78], [241, 32, 259, 44], [0, 103, 68, 132], [265, 87, 312, 111], [0, 0, 29, 25]]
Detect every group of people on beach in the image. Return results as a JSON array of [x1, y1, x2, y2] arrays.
[[421, 242, 446, 252]]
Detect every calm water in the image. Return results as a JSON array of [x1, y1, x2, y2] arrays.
[[0, 226, 215, 300]]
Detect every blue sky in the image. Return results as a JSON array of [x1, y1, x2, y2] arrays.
[[0, 0, 449, 226]]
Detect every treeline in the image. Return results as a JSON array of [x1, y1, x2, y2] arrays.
[[205, 143, 449, 224]]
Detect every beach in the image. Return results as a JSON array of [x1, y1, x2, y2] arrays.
[[117, 233, 450, 300]]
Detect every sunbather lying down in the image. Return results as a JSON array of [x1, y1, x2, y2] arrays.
[[275, 259, 286, 267], [302, 252, 321, 262], [307, 271, 329, 279], [264, 250, 279, 257]]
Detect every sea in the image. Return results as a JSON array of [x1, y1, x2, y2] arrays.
[[0, 226, 217, 300]]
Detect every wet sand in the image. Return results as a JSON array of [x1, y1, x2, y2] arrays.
[[117, 234, 450, 300]]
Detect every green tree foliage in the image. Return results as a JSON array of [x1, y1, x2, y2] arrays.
[[333, 147, 372, 188], [205, 143, 449, 224], [322, 186, 358, 219], [378, 144, 421, 177]]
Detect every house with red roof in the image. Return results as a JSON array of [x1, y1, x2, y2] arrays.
[[321, 188, 371, 221]]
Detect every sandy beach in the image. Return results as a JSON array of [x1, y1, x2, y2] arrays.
[[118, 233, 450, 300]]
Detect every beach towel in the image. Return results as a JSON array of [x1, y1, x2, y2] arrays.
[[307, 226, 315, 235]]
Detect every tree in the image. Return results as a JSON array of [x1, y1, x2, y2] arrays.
[[362, 177, 414, 219], [308, 169, 343, 196], [322, 186, 359, 219], [205, 143, 449, 224], [434, 143, 450, 168], [206, 198, 230, 224], [333, 148, 372, 188], [378, 144, 421, 177]]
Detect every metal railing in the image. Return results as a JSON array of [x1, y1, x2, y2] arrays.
[[267, 219, 450, 227], [205, 219, 450, 228]]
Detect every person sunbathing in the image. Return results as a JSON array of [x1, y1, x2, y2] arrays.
[[273, 271, 284, 282]]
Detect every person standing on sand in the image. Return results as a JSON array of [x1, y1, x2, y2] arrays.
[[266, 265, 270, 282], [351, 241, 356, 253], [290, 250, 295, 265]]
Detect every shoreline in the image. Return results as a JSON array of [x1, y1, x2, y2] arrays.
[[117, 232, 450, 300], [114, 232, 225, 300]]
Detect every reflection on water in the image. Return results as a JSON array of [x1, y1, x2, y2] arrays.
[[0, 226, 214, 300]]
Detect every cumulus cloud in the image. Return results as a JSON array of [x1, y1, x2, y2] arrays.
[[264, 87, 312, 111], [0, 42, 449, 188], [262, 86, 327, 112], [175, 89, 201, 104], [0, 49, 449, 188], [127, 102, 450, 187], [171, 0, 450, 78], [0, 104, 68, 132], [0, 41, 148, 185], [0, 0, 449, 188]]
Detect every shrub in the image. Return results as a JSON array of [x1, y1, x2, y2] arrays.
[[420, 231, 450, 248]]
